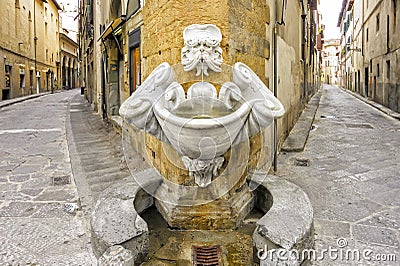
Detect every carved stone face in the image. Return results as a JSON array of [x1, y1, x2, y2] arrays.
[[181, 24, 223, 76]]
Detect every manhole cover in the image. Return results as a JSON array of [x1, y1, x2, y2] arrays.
[[192, 245, 221, 266], [294, 158, 310, 167], [52, 175, 71, 186], [345, 123, 374, 129]]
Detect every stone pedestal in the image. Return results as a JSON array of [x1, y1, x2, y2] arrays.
[[155, 183, 254, 230], [141, 127, 272, 230]]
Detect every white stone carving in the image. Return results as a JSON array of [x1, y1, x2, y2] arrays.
[[119, 62, 174, 140], [181, 24, 223, 76], [182, 156, 224, 188], [120, 25, 285, 188], [187, 82, 217, 99]]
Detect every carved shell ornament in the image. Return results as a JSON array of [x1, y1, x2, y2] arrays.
[[181, 24, 223, 76]]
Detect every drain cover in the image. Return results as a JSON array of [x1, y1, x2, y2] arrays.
[[294, 158, 310, 167], [192, 245, 221, 266], [52, 175, 71, 185]]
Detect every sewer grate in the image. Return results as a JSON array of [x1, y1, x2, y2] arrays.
[[345, 123, 374, 129], [294, 158, 310, 167], [192, 245, 221, 266], [52, 175, 71, 186]]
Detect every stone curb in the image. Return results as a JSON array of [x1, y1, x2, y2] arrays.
[[281, 90, 322, 152], [91, 170, 162, 264], [341, 87, 400, 121], [250, 172, 314, 266], [110, 115, 123, 135], [0, 92, 51, 109]]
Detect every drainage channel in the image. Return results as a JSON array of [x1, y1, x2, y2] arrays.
[[192, 245, 221, 266]]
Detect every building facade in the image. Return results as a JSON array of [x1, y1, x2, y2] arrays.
[[0, 0, 62, 100], [60, 30, 79, 89], [79, 0, 321, 147], [338, 0, 400, 112], [321, 39, 340, 85]]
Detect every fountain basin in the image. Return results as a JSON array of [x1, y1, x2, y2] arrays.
[[154, 95, 253, 160]]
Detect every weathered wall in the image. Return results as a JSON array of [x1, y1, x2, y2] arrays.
[[0, 0, 60, 100], [347, 0, 400, 112], [142, 0, 270, 81], [142, 0, 230, 79]]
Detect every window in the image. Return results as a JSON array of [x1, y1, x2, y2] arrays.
[[46, 49, 49, 61], [5, 65, 11, 88], [366, 28, 369, 42], [386, 60, 390, 79], [377, 64, 380, 77], [376, 13, 380, 31], [127, 0, 140, 17], [45, 22, 48, 36]]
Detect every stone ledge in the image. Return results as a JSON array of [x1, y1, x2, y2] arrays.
[[282, 90, 322, 152], [250, 172, 314, 265], [91, 169, 163, 264]]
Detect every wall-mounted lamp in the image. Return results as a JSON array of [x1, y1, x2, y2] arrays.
[[346, 44, 361, 52]]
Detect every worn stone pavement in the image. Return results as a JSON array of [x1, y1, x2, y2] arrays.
[[0, 85, 399, 265], [277, 84, 400, 265], [0, 90, 94, 265]]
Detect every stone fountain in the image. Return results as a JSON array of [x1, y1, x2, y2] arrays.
[[91, 24, 314, 265]]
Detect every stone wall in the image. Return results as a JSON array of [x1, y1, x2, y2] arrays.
[[142, 0, 270, 82]]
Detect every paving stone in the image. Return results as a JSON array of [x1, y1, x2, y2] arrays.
[[9, 174, 30, 183], [314, 219, 351, 238], [277, 85, 400, 265], [0, 90, 93, 264], [352, 224, 399, 247]]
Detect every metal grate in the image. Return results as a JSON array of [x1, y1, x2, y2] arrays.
[[52, 175, 71, 186], [192, 245, 221, 266]]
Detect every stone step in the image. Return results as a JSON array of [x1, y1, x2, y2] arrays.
[[87, 172, 126, 186]]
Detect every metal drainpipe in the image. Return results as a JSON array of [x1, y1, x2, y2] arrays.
[[273, 0, 286, 172], [34, 0, 37, 94], [273, 22, 278, 172]]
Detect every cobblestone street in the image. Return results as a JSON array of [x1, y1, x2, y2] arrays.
[[278, 85, 400, 265], [0, 85, 399, 265], [0, 91, 94, 265]]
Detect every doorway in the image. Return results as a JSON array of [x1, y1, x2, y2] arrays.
[[130, 46, 140, 94], [129, 28, 141, 95]]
